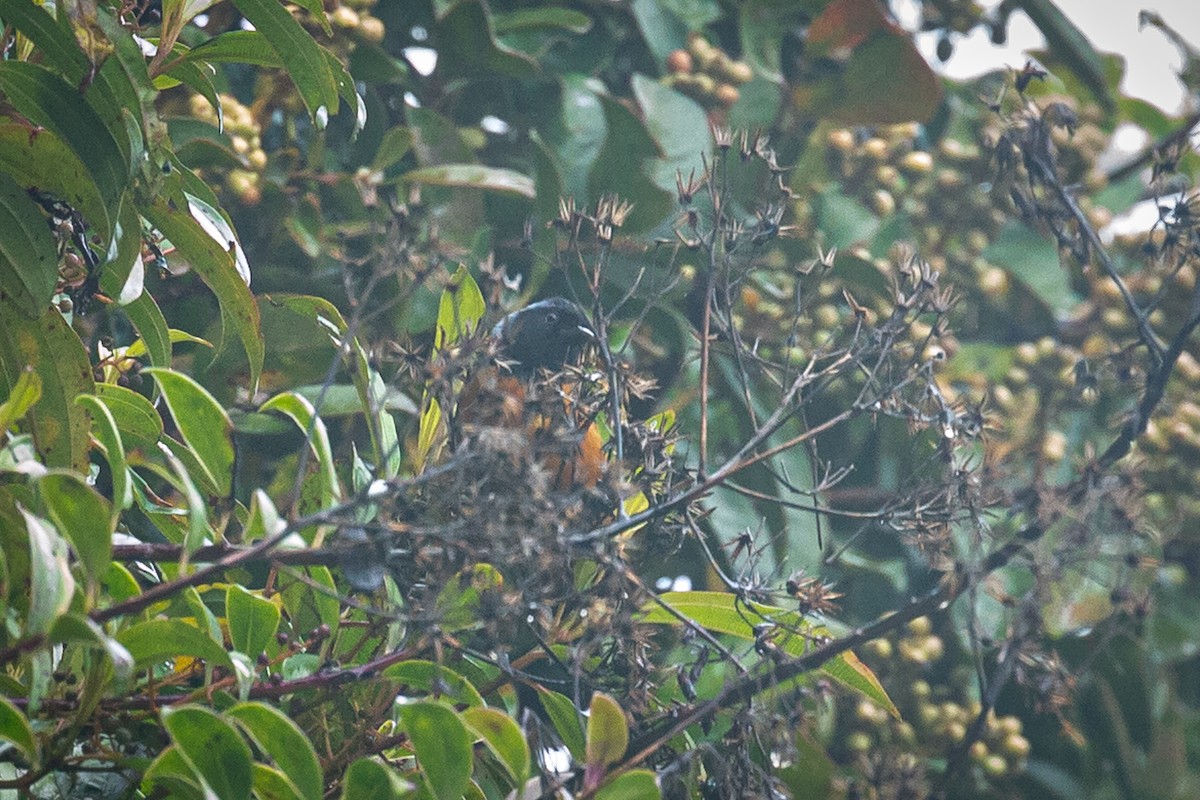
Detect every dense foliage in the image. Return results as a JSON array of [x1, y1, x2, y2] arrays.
[[2, 0, 1200, 798]]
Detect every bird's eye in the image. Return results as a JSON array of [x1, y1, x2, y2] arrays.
[[545, 312, 559, 324]]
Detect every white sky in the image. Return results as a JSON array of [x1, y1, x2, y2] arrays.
[[896, 0, 1200, 113]]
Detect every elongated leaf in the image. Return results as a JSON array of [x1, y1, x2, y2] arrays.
[[156, 439, 208, 555], [0, 696, 39, 765], [21, 507, 76, 635], [180, 30, 284, 68], [0, 368, 40, 434], [640, 591, 898, 716], [0, 172, 57, 318], [586, 693, 628, 768], [75, 394, 131, 515], [402, 165, 535, 199], [38, 471, 113, 585], [341, 758, 412, 799], [397, 702, 472, 800], [0, 123, 111, 242], [231, 0, 339, 127], [162, 706, 253, 800], [258, 392, 342, 507], [228, 702, 324, 800], [463, 706, 530, 785], [384, 660, 485, 707], [48, 614, 134, 684], [0, 62, 127, 229], [0, 300, 94, 470], [0, 0, 90, 83], [117, 618, 232, 670], [594, 769, 660, 800], [226, 585, 281, 658], [94, 383, 163, 452], [144, 368, 234, 495], [143, 195, 263, 390], [434, 266, 486, 350], [536, 688, 586, 761], [263, 294, 399, 477]]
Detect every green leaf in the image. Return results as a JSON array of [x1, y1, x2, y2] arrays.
[[630, 0, 689, 64], [396, 701, 473, 800], [0, 0, 91, 83], [0, 300, 94, 470], [156, 439, 209, 555], [38, 471, 113, 585], [242, 489, 285, 543], [341, 758, 412, 800], [816, 187, 879, 248], [0, 368, 41, 434], [258, 391, 342, 507], [402, 165, 536, 199], [143, 195, 263, 390], [1016, 0, 1114, 112], [383, 660, 485, 707], [230, 0, 339, 127], [535, 688, 586, 761], [0, 62, 127, 232], [228, 702, 323, 800], [591, 92, 673, 232], [48, 613, 135, 685], [250, 764, 305, 800], [162, 705, 253, 800], [0, 172, 57, 318], [586, 693, 628, 768], [594, 769, 661, 800], [94, 383, 163, 452], [371, 127, 414, 172], [434, 266, 486, 350], [21, 507, 76, 635], [492, 7, 592, 35], [462, 706, 530, 785], [144, 746, 205, 799], [281, 567, 341, 646], [433, 563, 502, 632], [983, 221, 1077, 312], [179, 30, 285, 68], [630, 74, 710, 193], [435, 0, 538, 79], [117, 618, 233, 670], [0, 695, 39, 766], [226, 585, 281, 659], [144, 368, 234, 495], [640, 591, 898, 717], [0, 122, 111, 243]]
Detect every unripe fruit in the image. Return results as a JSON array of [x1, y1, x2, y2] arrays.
[[666, 49, 693, 74], [714, 83, 740, 107], [907, 616, 932, 636], [827, 128, 855, 153], [726, 61, 753, 84], [331, 6, 360, 28], [862, 137, 890, 162], [871, 189, 896, 216], [982, 754, 1008, 778], [846, 731, 872, 752], [900, 149, 934, 174], [1002, 734, 1031, 759], [359, 17, 385, 43]]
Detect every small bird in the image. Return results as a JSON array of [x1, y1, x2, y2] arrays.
[[458, 298, 605, 489], [490, 297, 594, 377]]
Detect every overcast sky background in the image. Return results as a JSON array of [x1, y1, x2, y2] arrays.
[[896, 0, 1200, 114]]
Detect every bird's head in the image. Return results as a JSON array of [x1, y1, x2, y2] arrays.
[[492, 297, 594, 376]]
